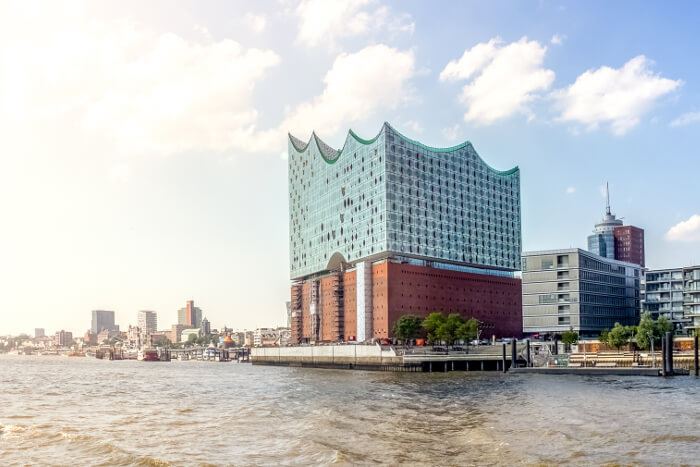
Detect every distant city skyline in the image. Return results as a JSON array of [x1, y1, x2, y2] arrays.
[[2, 1, 700, 335]]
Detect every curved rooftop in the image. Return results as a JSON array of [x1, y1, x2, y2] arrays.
[[288, 122, 519, 175]]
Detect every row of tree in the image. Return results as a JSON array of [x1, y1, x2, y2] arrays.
[[392, 312, 480, 345], [559, 311, 675, 352]]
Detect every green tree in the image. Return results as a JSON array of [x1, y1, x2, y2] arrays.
[[599, 328, 609, 345], [437, 314, 465, 346], [455, 318, 479, 343], [607, 322, 633, 351], [422, 312, 447, 344], [657, 316, 674, 336], [187, 333, 197, 346], [392, 315, 423, 344], [635, 312, 656, 350], [561, 327, 579, 351]]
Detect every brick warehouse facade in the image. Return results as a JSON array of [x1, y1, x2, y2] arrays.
[[289, 123, 522, 343], [291, 261, 522, 343]]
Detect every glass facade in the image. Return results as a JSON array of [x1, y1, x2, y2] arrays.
[[587, 232, 614, 259], [288, 123, 521, 280]]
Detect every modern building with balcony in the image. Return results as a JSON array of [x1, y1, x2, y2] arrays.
[[288, 122, 522, 343], [522, 248, 642, 336], [683, 265, 700, 334], [642, 268, 688, 332]]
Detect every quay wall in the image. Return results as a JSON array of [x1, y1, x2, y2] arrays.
[[252, 345, 402, 366]]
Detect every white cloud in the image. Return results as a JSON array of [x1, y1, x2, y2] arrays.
[[566, 186, 575, 194], [670, 111, 700, 127], [402, 120, 423, 134], [552, 55, 681, 135], [666, 215, 700, 242], [442, 124, 460, 141], [551, 34, 566, 45], [281, 44, 415, 138], [244, 13, 266, 33], [440, 37, 555, 124], [295, 0, 413, 48], [1, 12, 280, 157]]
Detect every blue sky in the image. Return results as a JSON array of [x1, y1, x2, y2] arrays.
[[1, 0, 699, 335]]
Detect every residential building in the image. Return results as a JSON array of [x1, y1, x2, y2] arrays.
[[522, 248, 642, 336], [244, 331, 254, 347], [96, 329, 121, 344], [587, 184, 645, 267], [91, 310, 118, 334], [137, 311, 157, 336], [683, 265, 700, 334], [288, 122, 522, 343], [177, 300, 202, 328], [642, 268, 688, 332], [277, 328, 292, 346]]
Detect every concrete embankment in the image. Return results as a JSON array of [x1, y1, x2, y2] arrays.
[[252, 345, 409, 371], [511, 367, 666, 376]]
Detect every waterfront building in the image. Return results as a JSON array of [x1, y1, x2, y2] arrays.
[[54, 330, 73, 347], [522, 248, 642, 336], [244, 330, 254, 347], [91, 310, 118, 334], [288, 123, 522, 343], [83, 332, 97, 346], [642, 268, 688, 332], [587, 184, 644, 267], [253, 328, 278, 347], [683, 265, 700, 334], [34, 328, 45, 338], [177, 300, 202, 328], [137, 311, 157, 336], [286, 301, 291, 328]]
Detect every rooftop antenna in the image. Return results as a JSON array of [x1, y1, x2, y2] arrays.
[[605, 182, 611, 216]]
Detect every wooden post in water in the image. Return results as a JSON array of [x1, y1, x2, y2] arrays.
[[502, 343, 507, 373], [666, 332, 674, 376], [695, 335, 699, 377], [511, 338, 517, 369], [661, 336, 667, 377]]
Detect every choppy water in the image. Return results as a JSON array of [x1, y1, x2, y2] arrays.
[[1, 355, 698, 466]]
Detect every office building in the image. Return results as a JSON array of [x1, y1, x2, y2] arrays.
[[288, 122, 522, 343], [177, 300, 202, 328], [55, 330, 73, 347], [137, 311, 157, 336], [200, 317, 211, 335], [683, 265, 700, 334], [522, 248, 642, 335], [91, 310, 118, 334], [587, 184, 645, 267], [642, 268, 688, 332]]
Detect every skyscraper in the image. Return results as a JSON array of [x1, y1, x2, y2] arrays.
[[178, 300, 202, 328], [288, 122, 522, 343], [587, 184, 645, 267], [91, 310, 118, 334], [137, 310, 157, 335]]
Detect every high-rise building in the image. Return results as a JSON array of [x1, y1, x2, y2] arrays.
[[642, 268, 687, 332], [200, 317, 211, 335], [137, 310, 158, 336], [34, 328, 45, 338], [522, 249, 642, 336], [288, 122, 522, 343], [91, 310, 118, 334], [587, 184, 645, 267], [55, 330, 73, 347], [177, 300, 202, 328]]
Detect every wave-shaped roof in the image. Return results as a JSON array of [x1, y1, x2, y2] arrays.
[[288, 122, 519, 175]]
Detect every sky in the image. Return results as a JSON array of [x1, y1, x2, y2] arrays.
[[1, 0, 700, 336]]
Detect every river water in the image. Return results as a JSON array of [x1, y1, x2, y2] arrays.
[[1, 355, 698, 466]]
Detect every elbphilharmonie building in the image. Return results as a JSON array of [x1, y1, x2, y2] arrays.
[[288, 122, 522, 343]]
